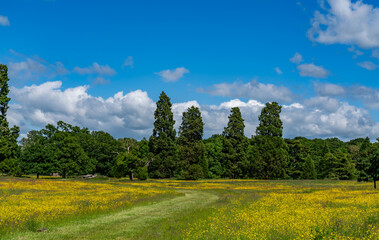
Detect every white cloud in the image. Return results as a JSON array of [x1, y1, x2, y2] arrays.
[[0, 15, 10, 26], [8, 58, 47, 80], [314, 82, 346, 96], [283, 98, 378, 139], [73, 62, 116, 76], [313, 83, 379, 109], [7, 51, 68, 81], [357, 61, 379, 70], [308, 0, 379, 49], [347, 45, 363, 58], [297, 63, 330, 78], [290, 52, 303, 64], [9, 81, 155, 139], [204, 79, 294, 103], [122, 56, 134, 69], [275, 67, 283, 75], [93, 77, 110, 85], [7, 81, 379, 140], [155, 67, 189, 82]]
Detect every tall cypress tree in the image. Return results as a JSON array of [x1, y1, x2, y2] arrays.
[[252, 102, 288, 179], [0, 64, 21, 176], [178, 106, 207, 179], [148, 91, 177, 178], [220, 107, 249, 178]]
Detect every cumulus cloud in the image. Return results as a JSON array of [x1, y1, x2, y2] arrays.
[[274, 67, 283, 75], [9, 81, 155, 139], [122, 56, 134, 69], [297, 63, 330, 78], [203, 79, 294, 103], [308, 0, 379, 49], [283, 97, 379, 139], [155, 67, 189, 82], [314, 82, 379, 109], [73, 62, 116, 76], [314, 83, 346, 96], [290, 52, 303, 64], [357, 61, 379, 70], [0, 15, 10, 26], [8, 81, 379, 140]]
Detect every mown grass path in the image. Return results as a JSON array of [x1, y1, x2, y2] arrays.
[[10, 190, 218, 240]]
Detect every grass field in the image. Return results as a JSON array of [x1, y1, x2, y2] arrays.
[[0, 177, 378, 239]]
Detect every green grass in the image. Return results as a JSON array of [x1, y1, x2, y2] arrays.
[[4, 190, 218, 240], [1, 178, 378, 240]]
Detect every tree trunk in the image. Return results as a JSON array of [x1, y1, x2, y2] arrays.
[[129, 170, 134, 181], [37, 173, 40, 179]]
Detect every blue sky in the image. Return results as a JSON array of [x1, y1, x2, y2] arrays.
[[1, 0, 379, 140]]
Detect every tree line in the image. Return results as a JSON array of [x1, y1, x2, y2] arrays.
[[0, 64, 378, 187]]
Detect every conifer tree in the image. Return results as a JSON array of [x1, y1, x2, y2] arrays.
[[148, 91, 177, 178], [220, 107, 249, 178], [252, 102, 288, 179], [356, 137, 371, 181], [178, 106, 207, 179], [301, 155, 317, 179], [0, 64, 21, 176], [368, 148, 378, 189]]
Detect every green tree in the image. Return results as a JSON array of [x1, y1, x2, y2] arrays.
[[178, 106, 207, 179], [113, 138, 149, 180], [54, 132, 94, 178], [20, 130, 58, 178], [286, 139, 308, 179], [356, 137, 371, 181], [220, 107, 249, 178], [90, 131, 120, 176], [368, 148, 379, 189], [0, 64, 21, 176], [148, 91, 177, 178], [252, 102, 288, 179], [204, 135, 223, 178], [301, 155, 317, 179], [256, 102, 283, 137]]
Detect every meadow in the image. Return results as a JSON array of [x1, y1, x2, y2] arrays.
[[0, 177, 378, 239]]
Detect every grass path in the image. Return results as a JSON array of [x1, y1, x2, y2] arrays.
[[10, 190, 218, 240]]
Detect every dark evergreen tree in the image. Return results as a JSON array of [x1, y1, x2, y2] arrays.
[[356, 137, 371, 181], [256, 102, 283, 137], [252, 102, 289, 179], [319, 150, 356, 180], [319, 152, 336, 179], [178, 106, 207, 179], [368, 148, 379, 189], [148, 91, 177, 178], [0, 64, 21, 176], [286, 139, 308, 179], [301, 155, 317, 179], [220, 107, 249, 178], [252, 102, 288, 179]]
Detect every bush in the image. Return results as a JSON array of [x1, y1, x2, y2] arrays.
[[185, 164, 204, 180], [135, 166, 148, 180]]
